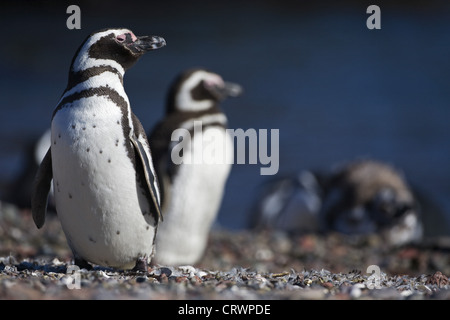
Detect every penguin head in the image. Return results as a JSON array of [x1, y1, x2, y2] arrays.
[[70, 28, 166, 74], [321, 159, 422, 245], [166, 68, 243, 114]]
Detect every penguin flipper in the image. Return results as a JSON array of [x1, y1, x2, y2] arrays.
[[31, 147, 53, 229], [129, 132, 163, 223]]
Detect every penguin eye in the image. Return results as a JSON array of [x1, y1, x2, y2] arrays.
[[202, 79, 216, 90], [116, 34, 126, 43]]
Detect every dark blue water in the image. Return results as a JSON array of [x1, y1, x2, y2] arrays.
[[1, 1, 449, 233]]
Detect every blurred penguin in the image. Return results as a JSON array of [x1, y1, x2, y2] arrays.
[[248, 170, 322, 233], [4, 129, 55, 211], [149, 68, 242, 265], [320, 159, 423, 246], [249, 159, 425, 246]]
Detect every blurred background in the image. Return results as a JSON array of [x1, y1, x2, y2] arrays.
[[0, 0, 449, 235]]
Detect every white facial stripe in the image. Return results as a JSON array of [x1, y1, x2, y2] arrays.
[[176, 70, 224, 112], [72, 28, 132, 74], [75, 58, 125, 75]]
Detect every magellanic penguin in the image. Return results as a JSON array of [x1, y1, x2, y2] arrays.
[[320, 159, 423, 246], [31, 28, 166, 271], [248, 170, 322, 233], [149, 68, 242, 266]]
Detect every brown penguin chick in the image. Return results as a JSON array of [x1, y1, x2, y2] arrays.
[[321, 159, 423, 246]]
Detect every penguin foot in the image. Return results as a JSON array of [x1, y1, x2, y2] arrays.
[[74, 256, 93, 270], [132, 257, 148, 273]]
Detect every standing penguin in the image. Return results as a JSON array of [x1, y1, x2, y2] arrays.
[[149, 68, 242, 266], [31, 28, 166, 271]]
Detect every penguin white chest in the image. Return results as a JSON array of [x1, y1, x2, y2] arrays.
[[179, 126, 233, 206], [51, 96, 156, 269], [155, 126, 232, 265]]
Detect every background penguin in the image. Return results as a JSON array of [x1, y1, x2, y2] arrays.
[[3, 130, 53, 210], [149, 68, 242, 266], [249, 159, 426, 246], [31, 28, 166, 271], [248, 170, 322, 233], [320, 159, 423, 246]]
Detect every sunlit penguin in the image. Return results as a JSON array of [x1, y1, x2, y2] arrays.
[[248, 170, 322, 233], [149, 68, 242, 265], [31, 28, 166, 270], [320, 159, 423, 246]]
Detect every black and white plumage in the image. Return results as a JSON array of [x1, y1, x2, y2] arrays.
[[248, 170, 322, 233], [250, 159, 423, 246], [321, 159, 423, 246], [149, 68, 242, 266], [31, 28, 166, 270]]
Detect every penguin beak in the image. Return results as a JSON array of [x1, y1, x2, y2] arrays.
[[223, 82, 243, 98], [129, 35, 166, 52], [206, 81, 243, 100]]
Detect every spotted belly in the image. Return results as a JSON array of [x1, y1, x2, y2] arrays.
[[51, 97, 156, 269]]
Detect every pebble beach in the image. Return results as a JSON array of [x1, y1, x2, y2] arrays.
[[0, 2, 449, 307], [0, 201, 449, 300]]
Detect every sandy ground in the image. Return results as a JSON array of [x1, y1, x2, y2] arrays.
[[0, 201, 449, 300]]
